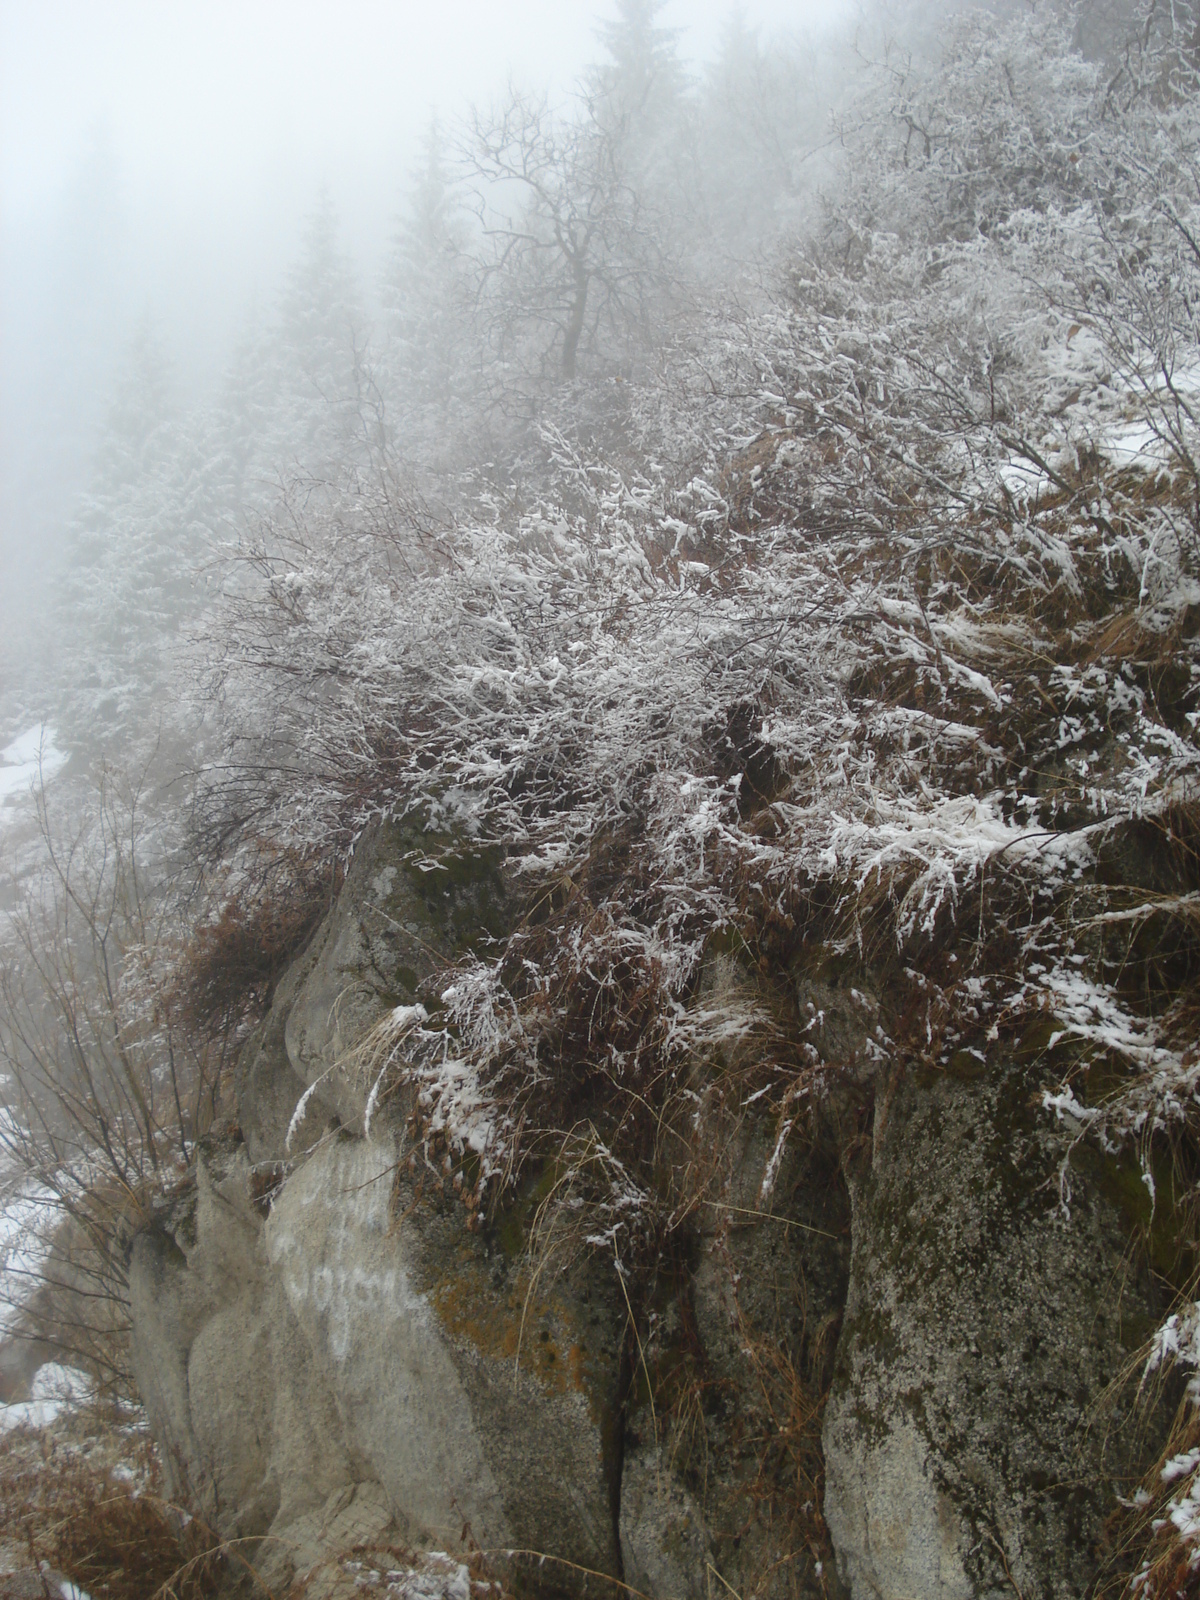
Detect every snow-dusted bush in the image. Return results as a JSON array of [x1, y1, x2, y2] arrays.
[[200, 6, 1200, 1199]]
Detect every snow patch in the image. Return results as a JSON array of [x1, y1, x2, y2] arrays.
[[0, 1361, 93, 1433], [0, 724, 67, 810]]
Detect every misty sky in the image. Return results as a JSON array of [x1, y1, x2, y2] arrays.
[[2, 0, 856, 387], [2, 1, 853, 231], [0, 0, 854, 682]]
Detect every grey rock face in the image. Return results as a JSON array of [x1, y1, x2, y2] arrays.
[[128, 1129, 623, 1588], [128, 1139, 353, 1545], [619, 1109, 852, 1600], [613, 953, 857, 1600], [256, 1480, 399, 1599], [233, 929, 324, 1165], [283, 822, 510, 1134], [127, 827, 1168, 1600], [269, 1127, 624, 1573], [822, 1059, 1161, 1600], [263, 1133, 513, 1551], [619, 1447, 713, 1600]]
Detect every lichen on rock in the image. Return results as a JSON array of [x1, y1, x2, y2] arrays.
[[823, 1059, 1168, 1600]]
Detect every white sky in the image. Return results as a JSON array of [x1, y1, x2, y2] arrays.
[[1, 1, 853, 213], [0, 0, 855, 666], [0, 0, 851, 209], [1, 0, 856, 369]]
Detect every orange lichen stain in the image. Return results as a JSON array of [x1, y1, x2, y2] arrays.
[[429, 1254, 609, 1428], [430, 1263, 575, 1397], [564, 1341, 590, 1397]]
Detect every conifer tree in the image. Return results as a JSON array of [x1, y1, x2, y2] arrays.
[[591, 0, 685, 132], [381, 122, 474, 465], [58, 321, 201, 758], [695, 14, 826, 251], [203, 197, 380, 536], [268, 195, 375, 473]]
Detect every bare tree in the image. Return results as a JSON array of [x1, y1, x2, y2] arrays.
[[458, 5, 691, 387], [461, 87, 680, 382], [0, 763, 226, 1390]]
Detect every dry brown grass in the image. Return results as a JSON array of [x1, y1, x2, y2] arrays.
[[0, 1420, 228, 1600], [1099, 1376, 1200, 1599], [729, 1308, 834, 1600], [177, 851, 337, 1041]]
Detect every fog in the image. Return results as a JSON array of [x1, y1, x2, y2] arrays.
[[0, 0, 852, 702], [5, 6, 1200, 1585]]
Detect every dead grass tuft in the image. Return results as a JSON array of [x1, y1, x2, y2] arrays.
[[0, 1422, 226, 1600], [177, 850, 337, 1040], [1099, 1352, 1200, 1600]]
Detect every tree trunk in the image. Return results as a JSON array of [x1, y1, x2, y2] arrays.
[[561, 261, 590, 381]]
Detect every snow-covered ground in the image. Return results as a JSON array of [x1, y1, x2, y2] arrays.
[[0, 722, 92, 1431], [0, 1164, 94, 1433], [0, 724, 67, 813], [0, 1361, 93, 1433]]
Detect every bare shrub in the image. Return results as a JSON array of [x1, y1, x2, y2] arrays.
[[0, 766, 225, 1389], [0, 1423, 223, 1600]]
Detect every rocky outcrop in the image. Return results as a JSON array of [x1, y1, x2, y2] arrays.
[[129, 1128, 623, 1593], [129, 822, 623, 1592], [234, 819, 511, 1161], [126, 820, 1169, 1600], [823, 1059, 1165, 1600]]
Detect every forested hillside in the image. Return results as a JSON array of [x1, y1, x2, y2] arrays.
[[4, 3, 1200, 1596]]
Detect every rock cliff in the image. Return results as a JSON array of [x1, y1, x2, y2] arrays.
[[127, 819, 1170, 1600]]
